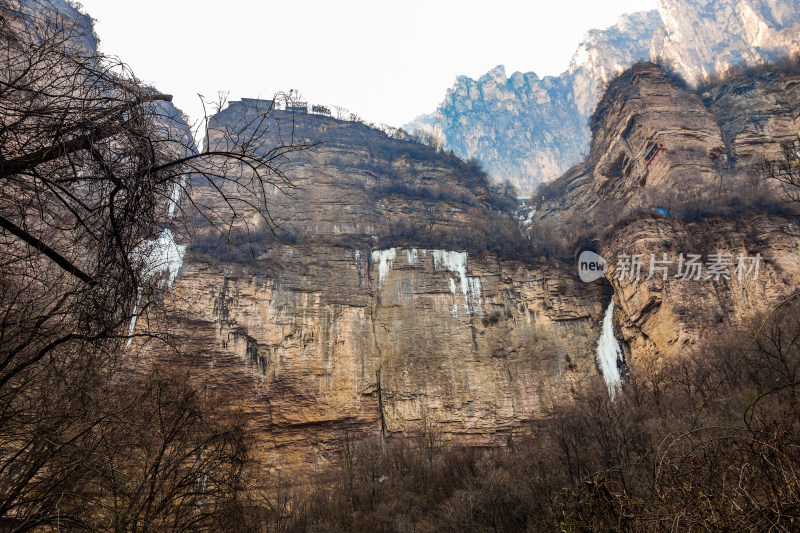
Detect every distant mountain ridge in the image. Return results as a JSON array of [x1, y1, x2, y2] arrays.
[[15, 0, 98, 52], [408, 0, 800, 193]]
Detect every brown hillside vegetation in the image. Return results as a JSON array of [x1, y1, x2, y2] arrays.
[[249, 298, 800, 532]]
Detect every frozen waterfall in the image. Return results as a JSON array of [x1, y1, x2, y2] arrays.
[[596, 300, 623, 399]]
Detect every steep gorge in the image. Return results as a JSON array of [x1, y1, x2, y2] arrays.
[[140, 60, 800, 474]]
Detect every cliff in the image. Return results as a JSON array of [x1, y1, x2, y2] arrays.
[[588, 63, 725, 205], [13, 0, 800, 525], [653, 0, 800, 84], [542, 62, 800, 220], [539, 61, 800, 374], [129, 57, 800, 480], [431, 65, 592, 194], [145, 104, 608, 472], [410, 0, 800, 191], [126, 60, 800, 477], [164, 246, 605, 471], [602, 215, 800, 370], [14, 0, 98, 53], [703, 66, 800, 168]]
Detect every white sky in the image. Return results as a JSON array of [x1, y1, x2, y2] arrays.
[[77, 0, 658, 129]]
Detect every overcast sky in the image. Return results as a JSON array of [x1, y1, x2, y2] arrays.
[[77, 0, 658, 129]]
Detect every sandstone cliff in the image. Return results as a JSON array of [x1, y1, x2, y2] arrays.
[[539, 61, 800, 377], [164, 246, 605, 471], [703, 66, 800, 169], [130, 57, 800, 476], [602, 215, 800, 371], [542, 62, 800, 220], [129, 61, 800, 477], [146, 103, 608, 472], [588, 63, 725, 206]]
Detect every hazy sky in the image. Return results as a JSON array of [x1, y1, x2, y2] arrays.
[[77, 0, 658, 130]]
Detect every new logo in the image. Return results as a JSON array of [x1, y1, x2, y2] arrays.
[[578, 251, 608, 282]]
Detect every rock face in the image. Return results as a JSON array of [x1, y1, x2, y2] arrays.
[[570, 11, 664, 119], [140, 63, 800, 475], [410, 0, 800, 191], [23, 0, 798, 488], [544, 62, 800, 219], [167, 246, 605, 471], [702, 68, 800, 169], [431, 65, 591, 195], [154, 103, 608, 472], [601, 215, 800, 369], [653, 0, 800, 84], [120, 34, 800, 480], [588, 63, 726, 207], [196, 101, 501, 246], [539, 61, 800, 373], [11, 0, 99, 55]]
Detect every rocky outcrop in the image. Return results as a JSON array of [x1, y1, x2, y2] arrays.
[[164, 70, 798, 471], [703, 67, 800, 169], [21, 0, 798, 490], [653, 0, 800, 85], [541, 62, 800, 220], [537, 61, 800, 373], [431, 66, 591, 194], [196, 102, 500, 245], [588, 63, 725, 206], [415, 10, 662, 194], [410, 0, 800, 191], [569, 11, 664, 119], [14, 0, 98, 53]]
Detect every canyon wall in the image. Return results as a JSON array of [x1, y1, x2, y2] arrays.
[[145, 65, 800, 476], [163, 245, 605, 471], [602, 215, 800, 370], [146, 104, 608, 473]]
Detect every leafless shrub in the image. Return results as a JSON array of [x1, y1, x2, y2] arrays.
[[0, 2, 308, 528]]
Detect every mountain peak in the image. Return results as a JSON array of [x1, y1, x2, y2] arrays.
[[411, 0, 800, 191], [479, 64, 508, 84]]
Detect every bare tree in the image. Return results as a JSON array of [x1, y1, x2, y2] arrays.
[[85, 368, 251, 532], [311, 104, 331, 116], [762, 137, 800, 206], [0, 1, 310, 529], [0, 0, 311, 369], [332, 105, 349, 120]]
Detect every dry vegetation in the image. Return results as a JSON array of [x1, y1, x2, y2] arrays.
[[242, 298, 800, 532], [527, 133, 800, 260], [0, 2, 304, 530]]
